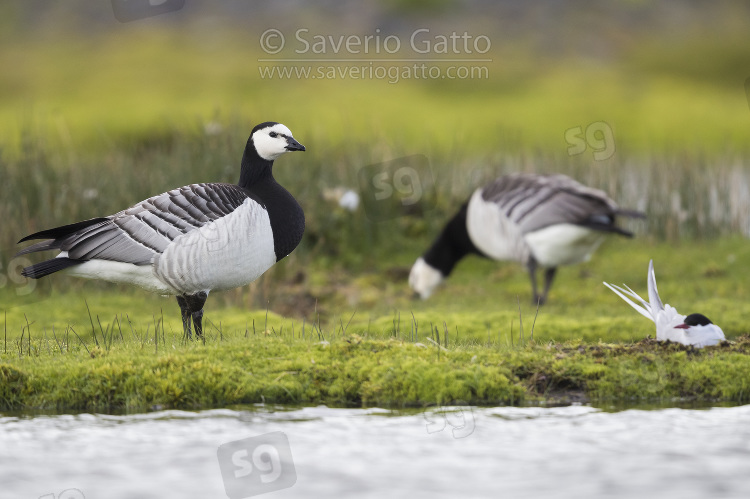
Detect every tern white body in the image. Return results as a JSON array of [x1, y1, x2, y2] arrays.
[[604, 260, 725, 348]]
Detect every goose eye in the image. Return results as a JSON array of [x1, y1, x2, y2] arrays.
[[269, 132, 278, 138]]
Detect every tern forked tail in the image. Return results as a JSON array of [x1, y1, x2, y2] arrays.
[[604, 260, 662, 322]]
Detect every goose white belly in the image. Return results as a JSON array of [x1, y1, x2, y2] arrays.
[[155, 198, 276, 294], [466, 189, 529, 262], [63, 198, 277, 296], [63, 255, 173, 294], [524, 224, 605, 267]]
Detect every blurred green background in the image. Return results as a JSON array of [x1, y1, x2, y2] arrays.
[[2, 0, 750, 344], [1, 1, 749, 153]]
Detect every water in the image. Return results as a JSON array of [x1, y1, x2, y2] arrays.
[[1, 404, 749, 499]]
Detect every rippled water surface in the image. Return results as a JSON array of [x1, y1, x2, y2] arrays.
[[2, 404, 749, 499]]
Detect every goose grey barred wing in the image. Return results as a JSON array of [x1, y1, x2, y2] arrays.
[[480, 173, 636, 235], [18, 183, 257, 266]]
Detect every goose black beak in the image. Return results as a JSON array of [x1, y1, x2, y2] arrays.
[[285, 137, 306, 152]]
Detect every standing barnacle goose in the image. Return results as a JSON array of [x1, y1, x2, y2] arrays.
[[409, 173, 644, 304], [604, 260, 725, 347], [17, 122, 306, 339]]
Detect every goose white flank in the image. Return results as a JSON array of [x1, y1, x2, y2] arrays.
[[17, 122, 306, 339], [604, 260, 726, 348], [409, 173, 644, 304]]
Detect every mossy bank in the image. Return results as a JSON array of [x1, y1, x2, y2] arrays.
[[2, 334, 750, 412]]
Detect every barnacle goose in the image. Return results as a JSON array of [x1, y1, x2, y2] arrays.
[[17, 122, 306, 339], [604, 260, 725, 347], [409, 173, 644, 304]]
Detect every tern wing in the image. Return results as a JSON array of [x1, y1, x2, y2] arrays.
[[647, 260, 664, 315], [603, 281, 655, 322]]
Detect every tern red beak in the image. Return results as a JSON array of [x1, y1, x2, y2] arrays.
[[674, 323, 690, 329]]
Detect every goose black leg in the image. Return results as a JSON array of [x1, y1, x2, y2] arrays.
[[176, 292, 208, 340], [540, 267, 557, 306], [192, 309, 205, 339], [183, 291, 208, 340], [527, 259, 541, 305], [176, 295, 193, 339]]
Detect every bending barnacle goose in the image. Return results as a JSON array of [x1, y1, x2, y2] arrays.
[[17, 122, 306, 339], [409, 173, 644, 304], [604, 260, 725, 347]]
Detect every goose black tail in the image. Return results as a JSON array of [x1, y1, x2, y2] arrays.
[[17, 217, 109, 245], [582, 223, 635, 238], [611, 209, 647, 238], [17, 217, 110, 257], [580, 209, 646, 238], [615, 209, 646, 219], [21, 258, 81, 279]]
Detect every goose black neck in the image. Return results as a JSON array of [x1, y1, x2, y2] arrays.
[[238, 141, 274, 189], [422, 203, 481, 276], [237, 143, 305, 261]]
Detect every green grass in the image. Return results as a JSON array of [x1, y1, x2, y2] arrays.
[[4, 237, 750, 346], [2, 239, 750, 411]]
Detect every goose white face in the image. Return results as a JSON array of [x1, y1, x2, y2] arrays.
[[409, 257, 444, 299], [252, 123, 305, 161]]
